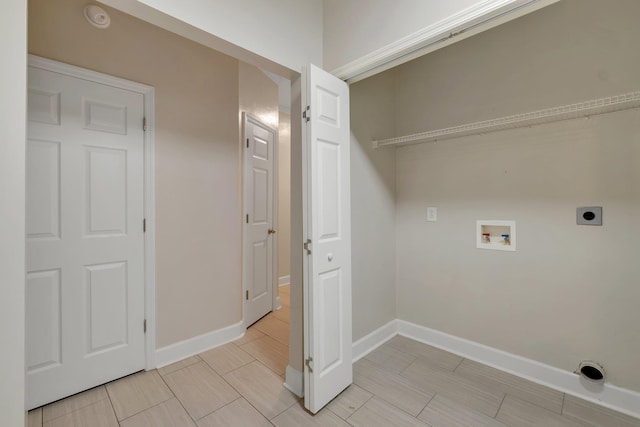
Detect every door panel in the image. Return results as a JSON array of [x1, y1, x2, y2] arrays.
[[27, 88, 61, 125], [26, 139, 61, 240], [317, 269, 342, 368], [26, 269, 62, 372], [86, 147, 128, 235], [85, 262, 128, 353], [242, 113, 277, 327], [252, 168, 269, 223], [303, 64, 352, 414], [83, 98, 128, 134], [252, 240, 269, 297], [318, 140, 340, 238], [26, 65, 145, 409]]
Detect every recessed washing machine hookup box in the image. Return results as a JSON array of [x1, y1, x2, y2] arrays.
[[476, 220, 516, 251]]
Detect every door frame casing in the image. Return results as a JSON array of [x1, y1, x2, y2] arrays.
[[241, 112, 279, 328], [27, 54, 157, 370]]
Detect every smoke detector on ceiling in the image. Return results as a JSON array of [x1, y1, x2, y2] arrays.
[[83, 5, 111, 29]]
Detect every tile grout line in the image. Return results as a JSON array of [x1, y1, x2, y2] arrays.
[[220, 358, 261, 378], [453, 357, 465, 372], [231, 332, 262, 346], [235, 396, 277, 426], [255, 357, 286, 379], [218, 363, 286, 423], [199, 349, 256, 377], [343, 393, 374, 425], [464, 369, 568, 416], [494, 392, 508, 419], [105, 370, 175, 422], [418, 390, 437, 417], [190, 396, 244, 424], [116, 393, 177, 425], [230, 300, 292, 425], [353, 376, 428, 421], [238, 339, 289, 377], [348, 386, 376, 417], [155, 367, 197, 426], [269, 398, 300, 421], [102, 384, 122, 426], [157, 355, 202, 377], [419, 394, 440, 427], [326, 407, 343, 421], [42, 385, 111, 425]]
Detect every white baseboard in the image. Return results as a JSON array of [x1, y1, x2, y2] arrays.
[[284, 365, 304, 397], [278, 275, 291, 286], [275, 296, 282, 310], [396, 320, 640, 419], [352, 319, 398, 363], [155, 321, 244, 368]]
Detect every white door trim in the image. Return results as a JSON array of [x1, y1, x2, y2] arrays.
[[241, 112, 279, 328], [27, 54, 157, 370]]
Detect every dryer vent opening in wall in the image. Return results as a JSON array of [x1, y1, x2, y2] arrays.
[[577, 361, 605, 383]]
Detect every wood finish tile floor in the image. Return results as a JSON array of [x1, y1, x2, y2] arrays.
[[28, 285, 640, 426]]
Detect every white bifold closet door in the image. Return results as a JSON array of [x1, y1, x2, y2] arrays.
[[303, 64, 352, 414]]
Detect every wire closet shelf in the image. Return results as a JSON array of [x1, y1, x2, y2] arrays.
[[372, 91, 640, 148]]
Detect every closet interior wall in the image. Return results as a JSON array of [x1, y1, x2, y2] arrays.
[[384, 0, 640, 392]]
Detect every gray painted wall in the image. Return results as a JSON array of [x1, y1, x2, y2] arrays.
[[350, 72, 398, 341], [389, 0, 640, 391]]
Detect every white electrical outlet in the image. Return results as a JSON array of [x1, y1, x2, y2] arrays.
[[427, 207, 437, 222]]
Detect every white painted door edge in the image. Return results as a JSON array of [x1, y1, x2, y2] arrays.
[[27, 54, 158, 371], [284, 365, 304, 397]]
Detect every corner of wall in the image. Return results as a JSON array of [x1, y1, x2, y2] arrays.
[[0, 1, 27, 425], [155, 321, 245, 368]]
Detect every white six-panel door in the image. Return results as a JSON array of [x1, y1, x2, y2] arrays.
[[26, 65, 146, 409], [242, 113, 277, 327], [303, 64, 352, 413]]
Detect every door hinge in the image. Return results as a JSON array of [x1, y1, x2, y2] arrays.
[[246, 214, 249, 224], [302, 106, 310, 122], [143, 218, 146, 233], [246, 138, 249, 148], [305, 357, 313, 373], [144, 319, 147, 333], [143, 117, 147, 131], [303, 239, 312, 255], [246, 290, 249, 300]]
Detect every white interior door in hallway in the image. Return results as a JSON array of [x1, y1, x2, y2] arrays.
[[242, 113, 278, 327], [303, 64, 352, 413], [26, 63, 146, 409]]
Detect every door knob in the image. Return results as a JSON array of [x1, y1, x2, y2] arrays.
[[268, 228, 277, 234]]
